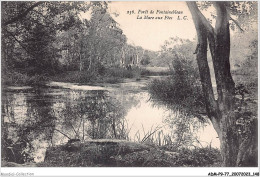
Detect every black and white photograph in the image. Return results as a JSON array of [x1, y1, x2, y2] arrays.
[[1, 1, 259, 176]]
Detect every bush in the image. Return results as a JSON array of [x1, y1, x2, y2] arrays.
[[51, 71, 96, 84], [49, 66, 168, 85], [50, 67, 143, 85], [105, 68, 134, 78], [148, 77, 204, 113], [102, 147, 221, 167], [2, 71, 48, 86], [148, 37, 205, 112], [40, 143, 221, 167], [171, 147, 221, 167], [148, 55, 204, 113]]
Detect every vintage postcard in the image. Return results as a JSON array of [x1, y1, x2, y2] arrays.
[[1, 1, 259, 176]]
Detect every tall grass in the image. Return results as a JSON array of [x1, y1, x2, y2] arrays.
[[128, 110, 208, 149]]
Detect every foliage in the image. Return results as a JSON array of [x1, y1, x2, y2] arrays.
[[148, 38, 204, 114], [50, 67, 152, 84], [51, 71, 96, 84], [1, 2, 90, 77], [1, 1, 165, 86], [170, 147, 221, 167], [37, 143, 221, 167], [2, 70, 48, 86], [78, 4, 127, 72], [197, 1, 258, 32], [140, 55, 150, 65], [231, 31, 258, 82], [2, 1, 155, 86], [147, 38, 206, 150], [104, 68, 134, 79], [2, 1, 258, 168], [22, 24, 59, 75], [142, 50, 161, 67]]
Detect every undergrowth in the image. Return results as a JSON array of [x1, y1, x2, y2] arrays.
[[36, 145, 221, 167]]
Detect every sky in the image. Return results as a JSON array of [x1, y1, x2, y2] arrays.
[[107, 2, 197, 51], [80, 1, 254, 52]]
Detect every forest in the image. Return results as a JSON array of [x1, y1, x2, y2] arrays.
[[1, 1, 258, 169], [2, 1, 165, 86]]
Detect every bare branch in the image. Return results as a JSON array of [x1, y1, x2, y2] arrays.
[[230, 17, 244, 32], [54, 129, 71, 140], [4, 29, 31, 56]]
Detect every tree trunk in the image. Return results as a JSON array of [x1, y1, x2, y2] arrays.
[[112, 118, 117, 138], [79, 52, 83, 72], [187, 2, 257, 167], [121, 47, 125, 68], [87, 55, 92, 71]]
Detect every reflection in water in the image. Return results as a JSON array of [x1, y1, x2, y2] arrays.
[[52, 90, 128, 141], [2, 88, 56, 163], [2, 79, 220, 164], [2, 86, 136, 163], [125, 93, 219, 148]]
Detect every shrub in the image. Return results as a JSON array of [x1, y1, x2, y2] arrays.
[[148, 78, 204, 113], [140, 68, 151, 76], [2, 71, 48, 86], [148, 55, 204, 113], [111, 147, 221, 167], [51, 71, 96, 84], [105, 68, 134, 78], [171, 147, 221, 167]]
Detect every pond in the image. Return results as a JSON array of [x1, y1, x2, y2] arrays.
[[1, 77, 219, 164]]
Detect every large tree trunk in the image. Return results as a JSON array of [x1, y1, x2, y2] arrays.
[[187, 2, 257, 167]]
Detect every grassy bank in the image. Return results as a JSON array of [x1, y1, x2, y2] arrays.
[[50, 68, 139, 84], [1, 71, 49, 87], [2, 144, 221, 167], [50, 67, 170, 84], [36, 141, 221, 167], [2, 67, 171, 86]]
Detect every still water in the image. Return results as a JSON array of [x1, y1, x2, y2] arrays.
[[1, 77, 219, 163]]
